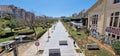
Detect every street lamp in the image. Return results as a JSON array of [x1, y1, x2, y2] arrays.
[[8, 14, 18, 56], [47, 23, 50, 42]]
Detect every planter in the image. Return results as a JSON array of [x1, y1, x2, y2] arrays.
[[75, 49, 82, 53], [36, 30, 47, 39], [18, 31, 34, 35], [36, 50, 44, 55]]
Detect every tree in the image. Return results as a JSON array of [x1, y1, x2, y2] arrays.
[[1, 14, 16, 33], [0, 18, 6, 37], [62, 18, 71, 22], [24, 15, 57, 39], [25, 18, 37, 38], [15, 19, 26, 28]]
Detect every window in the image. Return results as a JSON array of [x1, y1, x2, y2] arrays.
[[109, 17, 113, 26], [119, 21, 120, 27], [95, 15, 98, 24], [110, 12, 120, 27], [92, 15, 98, 25], [113, 17, 119, 27], [117, 36, 120, 39], [91, 15, 98, 30], [115, 12, 120, 16], [114, 0, 120, 4], [111, 13, 114, 16], [112, 34, 116, 38], [92, 18, 94, 24]]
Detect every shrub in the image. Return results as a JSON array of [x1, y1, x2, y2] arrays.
[[0, 32, 15, 38], [112, 40, 120, 55], [0, 28, 6, 38], [18, 30, 34, 35], [36, 29, 47, 39]]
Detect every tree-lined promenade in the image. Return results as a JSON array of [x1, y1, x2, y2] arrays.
[[0, 15, 57, 41], [0, 11, 58, 55], [0, 0, 120, 55]]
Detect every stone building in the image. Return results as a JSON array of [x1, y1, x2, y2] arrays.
[[0, 5, 35, 20], [25, 12, 35, 20], [87, 0, 120, 41]]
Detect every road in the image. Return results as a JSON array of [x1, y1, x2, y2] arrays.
[[22, 21, 84, 56]]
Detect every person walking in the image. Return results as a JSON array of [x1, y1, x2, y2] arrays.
[[73, 41, 76, 47]]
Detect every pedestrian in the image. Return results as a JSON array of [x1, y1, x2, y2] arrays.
[[73, 41, 76, 47], [51, 30, 53, 33], [54, 26, 55, 30]]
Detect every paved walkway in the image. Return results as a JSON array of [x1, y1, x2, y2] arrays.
[[22, 21, 85, 56], [21, 23, 54, 56], [42, 21, 75, 56]]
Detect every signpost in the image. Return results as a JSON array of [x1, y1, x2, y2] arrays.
[[35, 41, 40, 53], [79, 40, 83, 45]]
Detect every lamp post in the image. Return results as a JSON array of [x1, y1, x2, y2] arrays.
[[13, 42, 18, 56], [8, 14, 18, 56], [47, 23, 50, 42]]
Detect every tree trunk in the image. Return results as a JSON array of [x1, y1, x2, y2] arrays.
[[11, 28, 12, 33], [33, 27, 37, 38]]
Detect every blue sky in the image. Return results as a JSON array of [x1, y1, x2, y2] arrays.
[[0, 0, 97, 17]]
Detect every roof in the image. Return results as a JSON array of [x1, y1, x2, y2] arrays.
[[71, 19, 82, 21], [87, 0, 103, 14]]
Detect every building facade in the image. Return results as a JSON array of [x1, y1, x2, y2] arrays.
[[88, 0, 120, 40], [0, 5, 35, 20]]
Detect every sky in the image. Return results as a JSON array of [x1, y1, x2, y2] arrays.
[[0, 0, 97, 17]]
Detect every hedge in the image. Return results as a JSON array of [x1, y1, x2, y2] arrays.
[[18, 30, 34, 35], [36, 29, 47, 39]]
